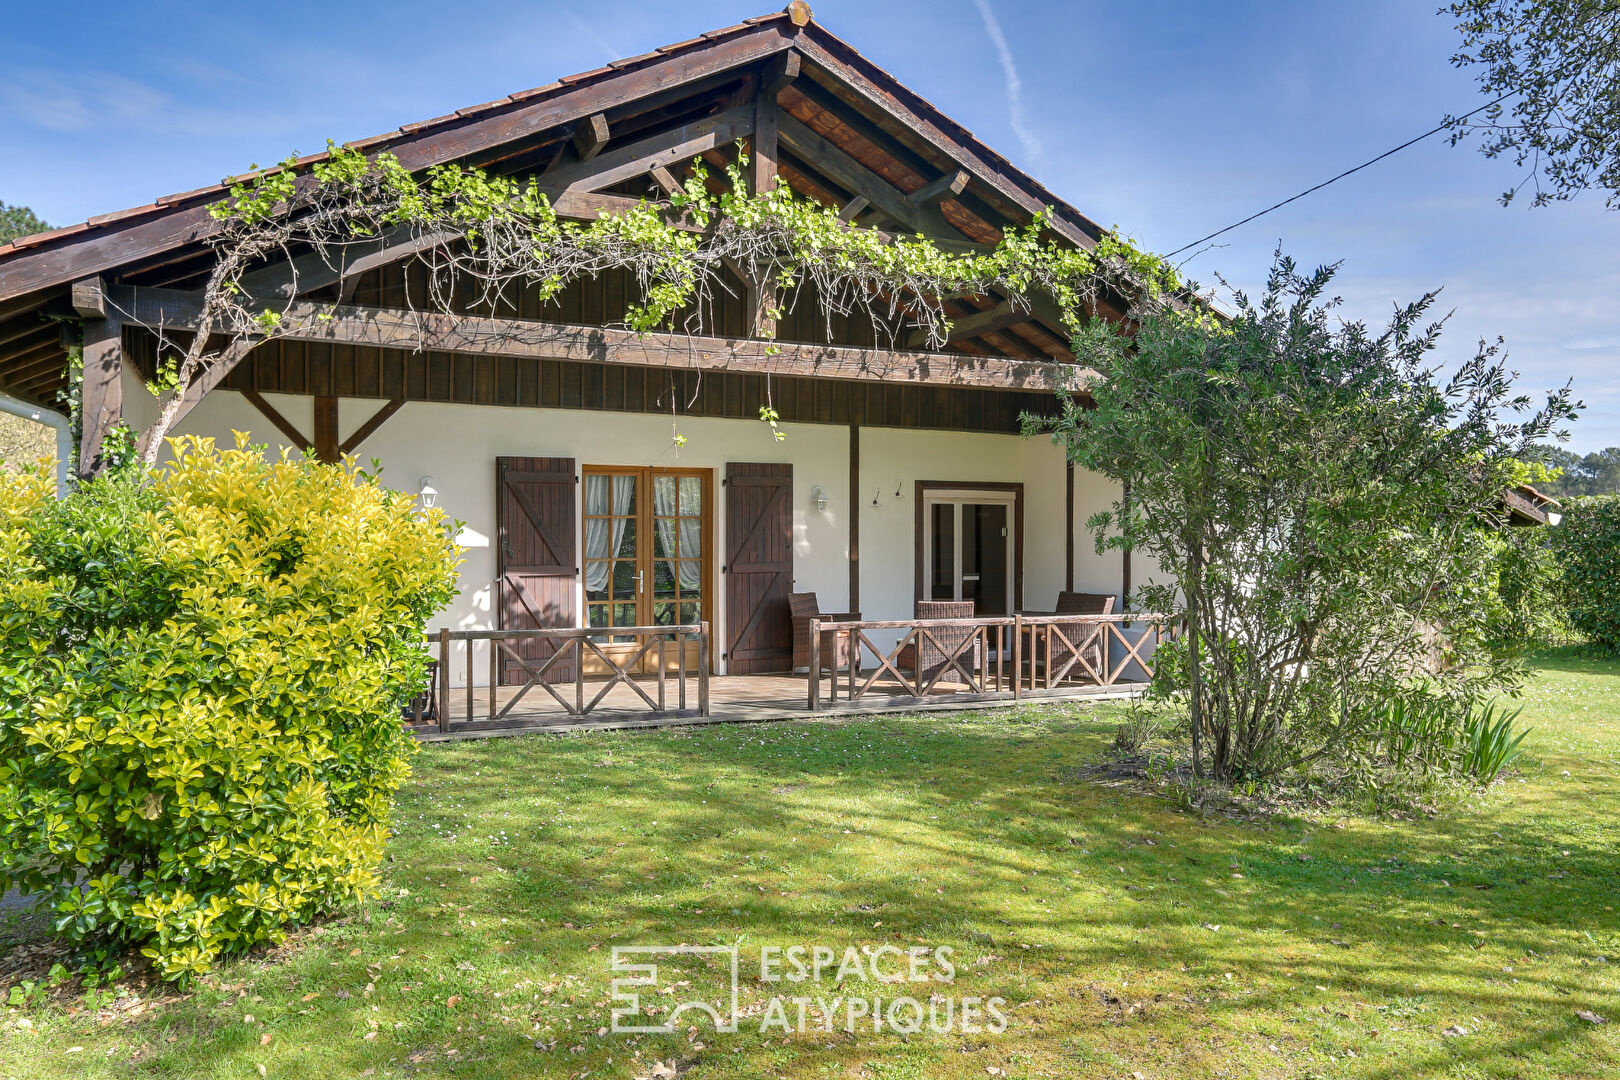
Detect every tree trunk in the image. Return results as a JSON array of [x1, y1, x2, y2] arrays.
[[1186, 541, 1205, 781]]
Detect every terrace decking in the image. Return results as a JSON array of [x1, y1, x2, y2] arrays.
[[407, 673, 1144, 742], [408, 616, 1170, 741]]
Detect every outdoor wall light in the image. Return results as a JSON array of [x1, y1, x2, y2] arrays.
[[810, 484, 828, 512], [893, 480, 904, 499], [419, 477, 439, 509], [872, 488, 882, 507], [1547, 511, 1563, 526]]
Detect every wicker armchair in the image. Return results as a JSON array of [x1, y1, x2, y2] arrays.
[[1028, 591, 1115, 682], [790, 592, 861, 674], [896, 599, 981, 686]]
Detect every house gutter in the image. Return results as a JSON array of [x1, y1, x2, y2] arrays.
[[0, 392, 70, 496]]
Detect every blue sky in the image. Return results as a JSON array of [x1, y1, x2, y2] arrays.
[[3, 0, 1614, 450]]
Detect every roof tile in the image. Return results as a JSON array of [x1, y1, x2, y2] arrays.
[[558, 65, 614, 85]]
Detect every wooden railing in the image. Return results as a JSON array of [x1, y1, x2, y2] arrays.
[[806, 613, 1174, 712], [412, 624, 709, 734]]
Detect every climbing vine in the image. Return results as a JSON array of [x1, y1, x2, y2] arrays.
[[133, 141, 1181, 461]]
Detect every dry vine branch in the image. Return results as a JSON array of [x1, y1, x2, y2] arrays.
[[124, 144, 1181, 463]]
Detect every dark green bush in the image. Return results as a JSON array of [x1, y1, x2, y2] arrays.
[[0, 436, 460, 981], [1548, 494, 1620, 651]]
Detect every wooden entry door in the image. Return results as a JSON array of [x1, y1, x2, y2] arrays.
[[496, 456, 578, 684], [582, 465, 713, 673], [725, 463, 793, 674]]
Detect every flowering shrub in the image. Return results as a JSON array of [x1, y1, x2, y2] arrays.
[[0, 436, 459, 981]]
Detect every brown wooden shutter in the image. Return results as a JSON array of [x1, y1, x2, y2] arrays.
[[725, 462, 793, 674], [496, 456, 577, 684]]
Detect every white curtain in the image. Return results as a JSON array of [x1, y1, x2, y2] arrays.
[[584, 475, 634, 594], [653, 479, 702, 591]]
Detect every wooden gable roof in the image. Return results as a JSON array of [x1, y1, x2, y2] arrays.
[[0, 3, 1118, 411]]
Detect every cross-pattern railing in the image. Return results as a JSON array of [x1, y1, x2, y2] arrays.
[[806, 613, 1175, 712], [411, 624, 709, 734]]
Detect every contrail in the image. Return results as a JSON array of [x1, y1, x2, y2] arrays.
[[971, 0, 1046, 175], [557, 2, 621, 61]]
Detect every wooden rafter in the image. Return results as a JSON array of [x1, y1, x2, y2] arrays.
[[539, 106, 754, 194], [905, 301, 1025, 349], [778, 115, 957, 240]]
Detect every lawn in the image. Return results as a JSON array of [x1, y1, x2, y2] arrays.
[[2, 652, 1617, 1079]]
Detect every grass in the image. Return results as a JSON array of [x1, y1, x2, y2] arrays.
[[2, 650, 1618, 1079]]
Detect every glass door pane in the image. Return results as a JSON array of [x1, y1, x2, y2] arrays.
[[930, 502, 956, 600], [651, 471, 705, 627], [963, 503, 1009, 615], [584, 471, 638, 641]]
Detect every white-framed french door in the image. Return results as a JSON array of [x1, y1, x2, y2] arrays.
[[919, 485, 1020, 616]]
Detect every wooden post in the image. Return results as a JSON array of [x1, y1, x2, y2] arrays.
[[489, 637, 498, 721], [1012, 615, 1023, 698], [575, 635, 586, 717], [848, 625, 861, 702], [466, 633, 475, 724], [697, 621, 711, 716], [1065, 461, 1075, 593], [848, 424, 860, 613], [78, 309, 123, 477], [748, 60, 784, 338], [1121, 479, 1132, 609], [677, 629, 688, 712], [807, 618, 821, 711], [313, 395, 339, 462], [438, 628, 452, 734], [657, 635, 667, 712]]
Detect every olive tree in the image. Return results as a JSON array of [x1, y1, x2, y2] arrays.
[[1035, 256, 1578, 782], [1443, 0, 1620, 207]]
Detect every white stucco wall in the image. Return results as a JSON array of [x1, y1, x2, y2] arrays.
[[165, 389, 1127, 683]]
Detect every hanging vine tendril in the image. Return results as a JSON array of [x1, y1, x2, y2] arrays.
[[132, 141, 1183, 462]]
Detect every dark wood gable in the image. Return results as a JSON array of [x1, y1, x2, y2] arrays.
[[0, 3, 1118, 455]]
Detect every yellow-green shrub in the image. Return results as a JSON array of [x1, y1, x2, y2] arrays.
[[0, 435, 459, 981]]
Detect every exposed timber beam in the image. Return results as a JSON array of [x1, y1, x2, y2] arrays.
[[110, 284, 1093, 395], [836, 195, 868, 222], [132, 334, 261, 460], [340, 397, 407, 453], [312, 395, 339, 462], [908, 169, 969, 210], [71, 276, 108, 318], [905, 300, 1026, 349], [241, 389, 313, 451], [793, 35, 1104, 250], [539, 106, 754, 194], [572, 113, 610, 163], [749, 65, 782, 338], [6, 345, 68, 382], [763, 49, 801, 99], [777, 115, 958, 241], [0, 319, 55, 350], [78, 315, 122, 476], [649, 166, 682, 196]]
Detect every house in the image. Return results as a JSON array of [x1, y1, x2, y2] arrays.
[[0, 4, 1169, 734]]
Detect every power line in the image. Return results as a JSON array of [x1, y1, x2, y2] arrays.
[[1165, 91, 1517, 259]]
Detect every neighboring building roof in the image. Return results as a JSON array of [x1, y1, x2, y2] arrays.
[[1504, 483, 1561, 526]]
